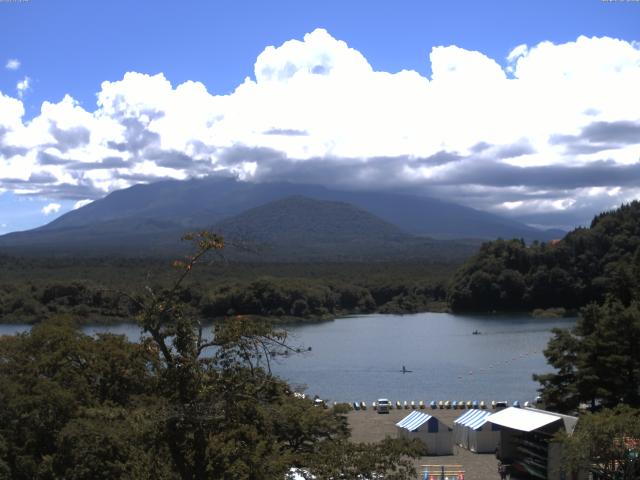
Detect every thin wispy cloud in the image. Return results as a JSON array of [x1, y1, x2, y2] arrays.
[[0, 30, 639, 229]]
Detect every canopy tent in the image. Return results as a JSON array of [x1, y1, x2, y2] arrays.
[[489, 407, 578, 480], [453, 409, 500, 453], [487, 407, 562, 432], [396, 411, 453, 455]]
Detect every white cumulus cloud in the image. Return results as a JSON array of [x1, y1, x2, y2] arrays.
[[73, 199, 92, 210], [5, 59, 20, 70], [0, 29, 639, 229], [41, 203, 61, 215], [16, 76, 31, 98]]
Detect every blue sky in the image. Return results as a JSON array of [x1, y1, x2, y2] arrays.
[[1, 0, 639, 233]]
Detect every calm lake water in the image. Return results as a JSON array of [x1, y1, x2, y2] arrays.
[[0, 313, 575, 404]]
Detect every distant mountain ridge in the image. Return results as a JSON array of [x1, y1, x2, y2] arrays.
[[215, 195, 408, 244], [0, 177, 564, 259]]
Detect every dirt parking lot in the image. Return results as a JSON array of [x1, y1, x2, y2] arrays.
[[347, 406, 503, 480]]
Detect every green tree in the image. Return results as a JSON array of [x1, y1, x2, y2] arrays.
[[534, 300, 640, 412], [0, 232, 424, 479], [0, 317, 159, 480], [126, 231, 422, 479], [533, 328, 580, 412], [561, 405, 640, 479]]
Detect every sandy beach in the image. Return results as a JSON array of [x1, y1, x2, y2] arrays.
[[347, 406, 502, 480]]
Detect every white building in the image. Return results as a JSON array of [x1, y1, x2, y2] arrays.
[[396, 410, 453, 456], [453, 409, 500, 453], [488, 407, 578, 480]]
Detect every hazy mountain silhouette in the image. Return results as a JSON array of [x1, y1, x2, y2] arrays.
[[0, 176, 564, 258]]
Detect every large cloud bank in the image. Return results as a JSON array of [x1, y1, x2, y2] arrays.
[[1, 29, 639, 228]]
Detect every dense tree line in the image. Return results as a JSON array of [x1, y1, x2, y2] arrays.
[[448, 201, 640, 312], [0, 260, 452, 324], [0, 233, 424, 479]]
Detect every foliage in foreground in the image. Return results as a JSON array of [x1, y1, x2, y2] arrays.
[[0, 233, 424, 480], [533, 299, 640, 413], [561, 406, 640, 480]]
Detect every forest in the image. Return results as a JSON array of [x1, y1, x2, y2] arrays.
[[0, 257, 454, 325], [0, 233, 426, 480], [448, 201, 640, 313]]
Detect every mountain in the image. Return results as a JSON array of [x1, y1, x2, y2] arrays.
[[211, 196, 481, 261], [0, 176, 563, 258], [37, 176, 562, 239], [215, 195, 408, 244]]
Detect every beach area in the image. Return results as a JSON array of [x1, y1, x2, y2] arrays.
[[347, 407, 502, 480]]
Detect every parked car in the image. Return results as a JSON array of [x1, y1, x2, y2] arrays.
[[377, 398, 391, 414]]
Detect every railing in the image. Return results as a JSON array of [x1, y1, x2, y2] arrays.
[[420, 464, 465, 480]]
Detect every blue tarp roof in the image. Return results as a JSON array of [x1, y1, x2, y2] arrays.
[[454, 410, 492, 430], [396, 411, 433, 432]]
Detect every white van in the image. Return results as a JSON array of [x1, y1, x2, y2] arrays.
[[377, 398, 391, 414]]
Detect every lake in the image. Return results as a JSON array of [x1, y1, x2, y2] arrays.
[[0, 312, 575, 404]]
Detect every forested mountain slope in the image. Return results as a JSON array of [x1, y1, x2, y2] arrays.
[[448, 201, 640, 312]]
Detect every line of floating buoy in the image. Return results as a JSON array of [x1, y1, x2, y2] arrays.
[[450, 349, 545, 384]]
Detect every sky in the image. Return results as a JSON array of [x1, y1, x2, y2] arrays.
[[0, 0, 639, 234]]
